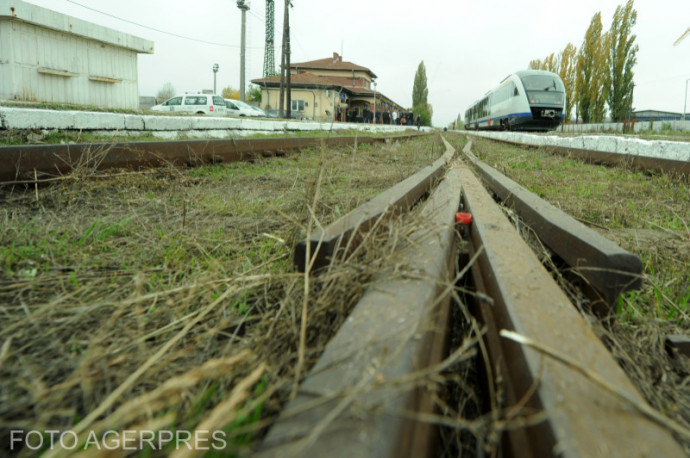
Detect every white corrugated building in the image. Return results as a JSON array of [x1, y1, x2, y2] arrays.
[[0, 0, 153, 109]]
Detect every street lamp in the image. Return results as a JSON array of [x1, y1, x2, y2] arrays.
[[212, 63, 219, 94]]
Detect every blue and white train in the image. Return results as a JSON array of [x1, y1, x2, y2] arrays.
[[465, 70, 566, 131]]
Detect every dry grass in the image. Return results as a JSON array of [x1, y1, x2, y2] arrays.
[[0, 134, 458, 456]]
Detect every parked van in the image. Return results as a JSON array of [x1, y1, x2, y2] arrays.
[[151, 94, 227, 115]]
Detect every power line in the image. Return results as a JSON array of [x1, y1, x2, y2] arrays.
[[63, 0, 263, 49]]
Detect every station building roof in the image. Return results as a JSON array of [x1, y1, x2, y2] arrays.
[[291, 53, 377, 79]]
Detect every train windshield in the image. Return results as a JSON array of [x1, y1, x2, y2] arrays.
[[520, 75, 565, 92], [520, 74, 565, 105]]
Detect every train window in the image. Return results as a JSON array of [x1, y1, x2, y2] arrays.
[[521, 75, 564, 92]]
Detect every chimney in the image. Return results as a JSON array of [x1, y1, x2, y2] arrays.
[[332, 52, 341, 63]]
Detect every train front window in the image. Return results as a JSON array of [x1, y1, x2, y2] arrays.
[[521, 75, 565, 105], [520, 75, 565, 92]]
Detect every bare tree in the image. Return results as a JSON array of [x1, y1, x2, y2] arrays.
[[156, 82, 176, 103]]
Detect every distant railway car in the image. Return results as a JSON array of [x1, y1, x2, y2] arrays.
[[465, 70, 566, 131]]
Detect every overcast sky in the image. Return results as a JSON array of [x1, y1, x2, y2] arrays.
[[24, 0, 690, 126]]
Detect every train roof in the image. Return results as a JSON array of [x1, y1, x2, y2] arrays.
[[515, 69, 562, 78]]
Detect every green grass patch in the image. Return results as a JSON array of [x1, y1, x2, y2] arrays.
[[466, 136, 689, 324]]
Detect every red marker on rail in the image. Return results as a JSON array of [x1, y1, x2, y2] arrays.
[[455, 212, 472, 225]]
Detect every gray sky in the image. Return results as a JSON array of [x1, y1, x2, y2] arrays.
[[25, 0, 690, 126]]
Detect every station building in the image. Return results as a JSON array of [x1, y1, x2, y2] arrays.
[[0, 0, 153, 110], [251, 52, 405, 123]]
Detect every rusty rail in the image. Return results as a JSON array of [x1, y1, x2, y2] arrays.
[[453, 135, 684, 457], [548, 144, 690, 176], [468, 133, 690, 177], [0, 134, 428, 183], [258, 137, 685, 457], [293, 147, 454, 271], [463, 140, 642, 311], [259, 143, 461, 457]]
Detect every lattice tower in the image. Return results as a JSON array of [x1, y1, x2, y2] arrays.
[[263, 0, 275, 77]]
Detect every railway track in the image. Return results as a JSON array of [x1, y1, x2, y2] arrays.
[[465, 130, 690, 177], [258, 137, 685, 456], [0, 134, 427, 183], [2, 132, 686, 456]]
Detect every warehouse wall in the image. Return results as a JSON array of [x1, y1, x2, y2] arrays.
[[1, 19, 140, 109]]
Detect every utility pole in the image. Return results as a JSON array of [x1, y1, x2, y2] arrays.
[[263, 0, 275, 77], [373, 80, 377, 124], [279, 1, 291, 119], [683, 78, 690, 121], [278, 1, 286, 117], [286, 3, 291, 120], [237, 0, 250, 102]]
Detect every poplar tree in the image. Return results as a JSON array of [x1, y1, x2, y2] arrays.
[[607, 0, 638, 121], [543, 53, 558, 73], [412, 61, 429, 108], [558, 43, 578, 122], [592, 32, 611, 123], [576, 12, 608, 123], [529, 53, 557, 72], [412, 61, 431, 125]]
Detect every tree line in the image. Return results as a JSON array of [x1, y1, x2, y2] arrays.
[[529, 0, 638, 123]]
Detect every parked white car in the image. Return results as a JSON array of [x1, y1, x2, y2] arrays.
[[248, 105, 267, 117], [151, 94, 227, 115], [225, 99, 263, 117]]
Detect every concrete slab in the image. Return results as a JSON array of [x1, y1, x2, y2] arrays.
[[0, 106, 432, 138], [0, 107, 126, 130], [465, 130, 690, 165]]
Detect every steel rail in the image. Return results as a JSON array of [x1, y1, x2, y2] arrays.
[[259, 147, 462, 457], [258, 138, 684, 456], [550, 144, 690, 176], [462, 140, 642, 311], [293, 147, 455, 271], [454, 141, 685, 457], [468, 133, 690, 177], [0, 134, 428, 182]]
